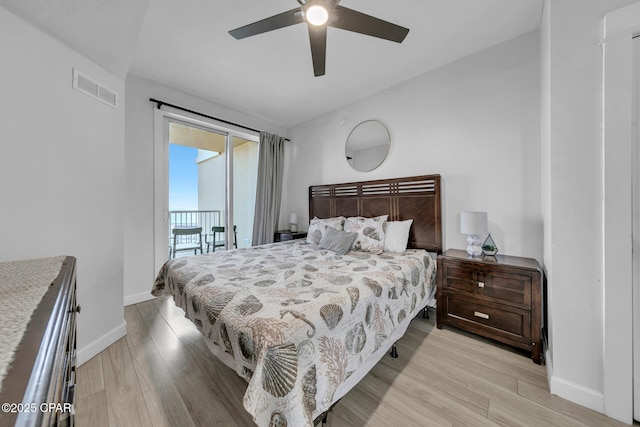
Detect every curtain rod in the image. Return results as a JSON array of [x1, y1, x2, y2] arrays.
[[149, 98, 290, 141]]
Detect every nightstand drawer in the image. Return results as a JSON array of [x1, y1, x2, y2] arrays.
[[441, 260, 532, 308], [443, 294, 531, 347]]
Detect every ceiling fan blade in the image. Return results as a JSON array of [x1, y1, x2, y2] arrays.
[[308, 25, 327, 77], [229, 8, 304, 39], [329, 5, 409, 43]]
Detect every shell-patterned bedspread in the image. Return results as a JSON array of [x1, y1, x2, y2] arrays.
[[151, 239, 436, 427]]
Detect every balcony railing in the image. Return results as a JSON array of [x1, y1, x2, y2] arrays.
[[169, 210, 221, 256]]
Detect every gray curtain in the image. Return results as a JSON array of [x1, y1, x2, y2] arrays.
[[252, 131, 286, 245]]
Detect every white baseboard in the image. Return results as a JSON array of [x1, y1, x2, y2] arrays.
[[549, 373, 604, 414], [76, 321, 127, 366], [124, 290, 156, 306]]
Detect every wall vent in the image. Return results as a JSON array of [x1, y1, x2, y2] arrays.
[[72, 68, 118, 109]]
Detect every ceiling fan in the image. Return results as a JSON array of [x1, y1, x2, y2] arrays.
[[228, 0, 410, 77]]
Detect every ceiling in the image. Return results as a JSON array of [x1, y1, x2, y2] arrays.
[[1, 0, 543, 128], [170, 122, 252, 154]]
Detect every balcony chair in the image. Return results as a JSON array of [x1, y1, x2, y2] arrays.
[[170, 227, 203, 258], [206, 225, 238, 252]]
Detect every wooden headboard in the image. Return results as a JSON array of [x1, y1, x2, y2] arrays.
[[309, 174, 442, 253]]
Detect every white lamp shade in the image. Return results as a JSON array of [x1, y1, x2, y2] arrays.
[[289, 213, 298, 224], [460, 211, 488, 235]]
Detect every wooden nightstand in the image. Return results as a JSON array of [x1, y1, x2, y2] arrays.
[[274, 230, 308, 242], [437, 249, 543, 364]]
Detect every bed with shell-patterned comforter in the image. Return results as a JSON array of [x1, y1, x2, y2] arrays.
[[151, 239, 436, 427]]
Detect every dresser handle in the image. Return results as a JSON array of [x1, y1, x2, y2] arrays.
[[477, 281, 485, 288], [474, 311, 489, 319]]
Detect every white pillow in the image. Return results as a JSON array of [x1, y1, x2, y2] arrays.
[[383, 219, 413, 253], [306, 216, 346, 244]]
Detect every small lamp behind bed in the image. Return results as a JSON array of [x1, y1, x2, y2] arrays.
[[290, 213, 298, 232], [460, 211, 487, 257]]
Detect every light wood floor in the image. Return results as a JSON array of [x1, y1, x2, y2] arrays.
[[76, 297, 630, 426]]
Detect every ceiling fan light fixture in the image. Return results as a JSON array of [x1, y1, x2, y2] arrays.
[[304, 4, 329, 26]]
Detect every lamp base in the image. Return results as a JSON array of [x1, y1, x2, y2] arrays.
[[466, 235, 482, 257], [290, 223, 298, 232]]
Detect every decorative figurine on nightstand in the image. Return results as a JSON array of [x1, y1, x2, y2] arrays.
[[482, 233, 498, 256]]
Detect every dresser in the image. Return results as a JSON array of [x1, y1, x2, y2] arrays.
[[0, 256, 79, 426], [274, 230, 308, 242], [437, 249, 542, 364]]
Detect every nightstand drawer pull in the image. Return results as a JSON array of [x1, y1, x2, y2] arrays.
[[474, 311, 490, 320], [477, 281, 485, 288]]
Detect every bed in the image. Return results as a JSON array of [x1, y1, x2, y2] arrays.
[[152, 174, 442, 426]]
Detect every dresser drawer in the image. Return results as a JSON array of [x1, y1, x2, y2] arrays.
[[442, 294, 531, 348], [441, 260, 532, 308]]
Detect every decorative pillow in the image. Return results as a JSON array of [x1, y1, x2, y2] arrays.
[[383, 219, 413, 252], [318, 227, 358, 255], [344, 215, 388, 254], [306, 216, 346, 244]]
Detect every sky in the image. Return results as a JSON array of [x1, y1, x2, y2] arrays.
[[169, 144, 198, 210]]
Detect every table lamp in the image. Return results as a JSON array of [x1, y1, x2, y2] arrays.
[[460, 211, 488, 256], [290, 213, 298, 232]]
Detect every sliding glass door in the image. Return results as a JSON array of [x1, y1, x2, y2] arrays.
[[154, 110, 258, 268], [168, 121, 224, 258], [195, 134, 258, 250], [231, 137, 259, 249]]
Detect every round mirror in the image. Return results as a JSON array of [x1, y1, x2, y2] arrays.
[[345, 120, 390, 172]]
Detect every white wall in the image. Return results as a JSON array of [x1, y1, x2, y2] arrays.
[[124, 74, 286, 305], [285, 31, 542, 261], [540, 0, 553, 373], [0, 6, 126, 365], [541, 0, 638, 422]]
